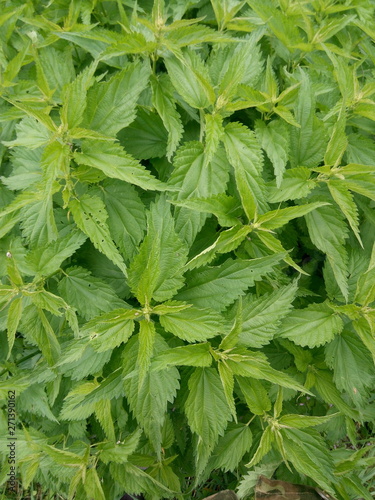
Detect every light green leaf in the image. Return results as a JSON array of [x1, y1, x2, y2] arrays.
[[74, 141, 169, 191], [208, 423, 253, 472], [246, 425, 274, 468], [175, 253, 285, 311], [204, 113, 224, 166], [6, 296, 23, 357], [61, 61, 96, 129], [123, 334, 180, 455], [92, 179, 146, 261], [68, 194, 127, 275], [164, 50, 215, 109], [19, 305, 61, 366], [169, 194, 241, 228], [236, 377, 271, 415], [185, 367, 232, 453], [160, 306, 226, 342], [325, 330, 374, 405], [58, 266, 125, 320], [237, 281, 298, 348], [257, 201, 329, 230], [290, 73, 328, 168], [278, 302, 344, 347], [278, 414, 336, 429], [267, 167, 316, 202], [151, 74, 183, 160], [305, 201, 349, 300], [255, 119, 289, 187], [20, 197, 58, 248], [218, 360, 236, 421], [324, 107, 348, 167], [280, 427, 336, 495], [81, 308, 137, 352], [185, 225, 251, 270], [2, 117, 51, 149], [328, 179, 362, 247], [98, 429, 142, 464], [128, 196, 188, 305], [170, 141, 229, 200], [137, 319, 156, 388], [152, 343, 212, 370], [82, 60, 150, 136], [227, 352, 310, 393], [84, 467, 105, 500], [223, 122, 267, 220], [26, 229, 87, 277]]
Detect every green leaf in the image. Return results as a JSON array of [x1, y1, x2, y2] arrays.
[[82, 60, 150, 136], [237, 281, 298, 348], [278, 302, 344, 347], [164, 50, 215, 109], [185, 225, 251, 270], [98, 429, 142, 464], [227, 352, 310, 394], [61, 61, 96, 129], [58, 266, 125, 320], [257, 201, 329, 230], [223, 122, 267, 220], [255, 119, 289, 187], [19, 305, 61, 365], [280, 427, 336, 495], [84, 467, 105, 500], [325, 330, 374, 405], [26, 229, 87, 277], [246, 425, 274, 468], [6, 296, 23, 356], [352, 314, 375, 363], [152, 343, 212, 370], [160, 306, 226, 342], [305, 200, 349, 300], [185, 367, 232, 453], [328, 179, 362, 247], [216, 38, 263, 107], [324, 107, 348, 167], [92, 179, 146, 261], [208, 423, 253, 472], [151, 74, 183, 160], [169, 141, 229, 200], [74, 141, 169, 191], [218, 359, 239, 421], [204, 113, 224, 166], [123, 334, 180, 455], [128, 196, 188, 305], [169, 194, 241, 228], [81, 308, 137, 352], [278, 414, 336, 429], [2, 117, 51, 149], [267, 167, 316, 202], [256, 231, 308, 275], [137, 319, 156, 388], [20, 197, 58, 248], [236, 377, 271, 415], [313, 370, 359, 420], [290, 73, 328, 168], [68, 194, 127, 275], [175, 253, 285, 311]]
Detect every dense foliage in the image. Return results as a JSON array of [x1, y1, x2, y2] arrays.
[[0, 0, 375, 499]]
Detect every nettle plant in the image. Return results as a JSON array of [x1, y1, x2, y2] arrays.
[[0, 0, 375, 499]]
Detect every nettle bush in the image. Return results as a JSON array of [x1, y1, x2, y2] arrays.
[[0, 1, 375, 499]]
